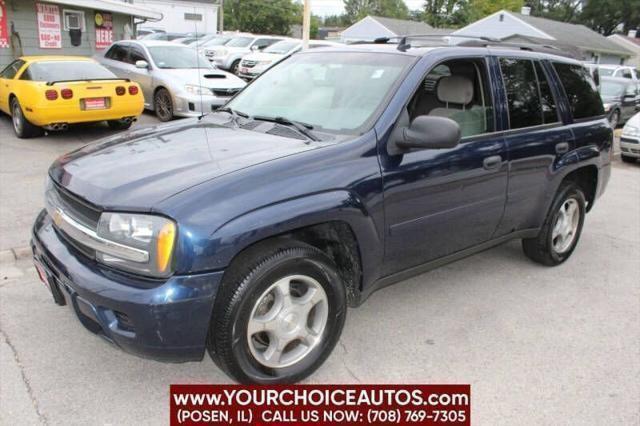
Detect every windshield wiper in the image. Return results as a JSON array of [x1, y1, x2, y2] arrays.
[[217, 106, 249, 126], [252, 115, 320, 141]]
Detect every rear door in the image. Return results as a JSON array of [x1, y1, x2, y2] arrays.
[[101, 43, 131, 78], [494, 57, 575, 236]]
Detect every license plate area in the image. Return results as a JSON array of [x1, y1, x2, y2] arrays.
[[81, 97, 110, 110]]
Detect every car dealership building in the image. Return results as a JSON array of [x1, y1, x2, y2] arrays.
[[0, 0, 160, 69]]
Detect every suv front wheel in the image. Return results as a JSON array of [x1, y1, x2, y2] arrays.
[[522, 182, 586, 266], [208, 239, 347, 383]]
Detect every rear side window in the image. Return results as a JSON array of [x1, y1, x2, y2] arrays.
[[499, 58, 543, 129], [534, 62, 558, 124], [105, 44, 128, 62], [0, 60, 25, 79], [553, 63, 604, 119]]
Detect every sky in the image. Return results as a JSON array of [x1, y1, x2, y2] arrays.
[[309, 0, 425, 17]]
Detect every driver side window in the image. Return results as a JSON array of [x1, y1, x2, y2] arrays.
[[407, 58, 495, 139]]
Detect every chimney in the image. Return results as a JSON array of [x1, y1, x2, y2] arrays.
[[521, 6, 531, 15], [628, 29, 637, 38]]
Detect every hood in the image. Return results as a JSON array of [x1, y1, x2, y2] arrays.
[[49, 119, 319, 210], [161, 68, 245, 89], [243, 52, 283, 62]]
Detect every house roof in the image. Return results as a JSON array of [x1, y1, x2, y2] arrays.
[[369, 16, 438, 36], [512, 12, 632, 57], [45, 0, 162, 20], [608, 34, 640, 52]]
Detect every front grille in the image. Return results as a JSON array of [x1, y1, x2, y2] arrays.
[[211, 88, 240, 97], [241, 60, 257, 68], [621, 137, 639, 144], [51, 182, 101, 228]]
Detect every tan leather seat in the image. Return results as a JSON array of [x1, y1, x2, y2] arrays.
[[429, 76, 486, 137]]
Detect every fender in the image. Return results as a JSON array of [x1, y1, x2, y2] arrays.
[[177, 190, 384, 287]]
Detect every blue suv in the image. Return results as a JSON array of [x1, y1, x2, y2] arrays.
[[32, 38, 612, 383]]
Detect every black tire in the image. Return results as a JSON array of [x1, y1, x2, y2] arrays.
[[10, 97, 44, 138], [208, 239, 347, 384], [621, 154, 636, 163], [153, 88, 173, 122], [230, 59, 241, 75], [522, 182, 586, 266], [107, 119, 133, 131]]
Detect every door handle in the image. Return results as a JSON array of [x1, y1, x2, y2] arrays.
[[483, 155, 502, 171], [555, 142, 569, 155]]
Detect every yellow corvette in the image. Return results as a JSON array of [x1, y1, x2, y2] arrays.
[[0, 56, 144, 138]]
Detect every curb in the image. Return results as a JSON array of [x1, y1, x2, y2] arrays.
[[0, 246, 31, 265]]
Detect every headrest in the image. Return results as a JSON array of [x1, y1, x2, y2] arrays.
[[437, 76, 473, 105]]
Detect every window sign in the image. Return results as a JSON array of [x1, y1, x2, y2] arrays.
[[36, 3, 62, 48], [95, 12, 113, 50], [0, 0, 9, 49]]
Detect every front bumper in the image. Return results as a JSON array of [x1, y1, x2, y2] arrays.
[[620, 136, 640, 158], [172, 93, 231, 117], [31, 210, 223, 362]]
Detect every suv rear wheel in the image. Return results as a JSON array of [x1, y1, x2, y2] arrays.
[[522, 182, 586, 266], [208, 239, 346, 383]]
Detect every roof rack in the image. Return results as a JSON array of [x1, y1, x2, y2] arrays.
[[368, 34, 578, 59]]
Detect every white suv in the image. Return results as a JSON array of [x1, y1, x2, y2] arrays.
[[204, 35, 283, 74]]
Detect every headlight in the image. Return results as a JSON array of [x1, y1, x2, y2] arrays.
[[185, 84, 211, 96], [622, 125, 640, 137], [96, 212, 176, 278]]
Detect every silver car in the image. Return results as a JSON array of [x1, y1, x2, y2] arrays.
[[96, 40, 246, 121]]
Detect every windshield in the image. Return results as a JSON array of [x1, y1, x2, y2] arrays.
[[203, 37, 231, 47], [25, 61, 116, 81], [148, 46, 212, 69], [227, 52, 413, 133], [600, 81, 625, 97], [226, 37, 253, 47], [264, 41, 300, 54]]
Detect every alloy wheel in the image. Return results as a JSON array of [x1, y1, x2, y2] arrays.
[[247, 275, 328, 369], [552, 198, 580, 254], [155, 91, 173, 121], [12, 101, 23, 135]]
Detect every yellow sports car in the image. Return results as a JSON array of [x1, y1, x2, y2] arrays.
[[0, 56, 144, 138]]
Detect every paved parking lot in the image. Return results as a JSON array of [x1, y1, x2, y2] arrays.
[[0, 113, 639, 424]]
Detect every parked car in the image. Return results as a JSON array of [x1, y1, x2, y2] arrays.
[[33, 41, 612, 384], [238, 39, 341, 80], [186, 34, 222, 49], [136, 27, 165, 39], [620, 112, 640, 163], [0, 56, 143, 138], [142, 32, 186, 42], [96, 40, 246, 121], [194, 35, 233, 56], [599, 77, 640, 127], [204, 35, 284, 74], [586, 63, 639, 81]]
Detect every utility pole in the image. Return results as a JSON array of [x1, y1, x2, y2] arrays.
[[302, 0, 310, 48], [218, 0, 224, 33]]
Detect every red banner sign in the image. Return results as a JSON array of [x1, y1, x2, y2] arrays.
[[36, 2, 61, 49], [170, 384, 470, 425], [0, 0, 8, 49], [95, 12, 113, 50]]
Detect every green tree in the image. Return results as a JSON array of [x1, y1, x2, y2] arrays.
[[465, 0, 524, 22], [579, 0, 640, 35], [420, 0, 470, 28], [224, 0, 300, 35], [344, 0, 410, 23], [528, 0, 582, 23]]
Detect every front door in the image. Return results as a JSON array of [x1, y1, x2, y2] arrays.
[[380, 57, 508, 276]]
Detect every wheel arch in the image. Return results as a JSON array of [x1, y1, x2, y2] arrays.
[[193, 190, 382, 307], [560, 165, 599, 212]]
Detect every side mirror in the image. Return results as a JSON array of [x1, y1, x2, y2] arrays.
[[395, 116, 461, 151], [250, 45, 259, 51], [592, 68, 600, 88], [135, 60, 149, 69]]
